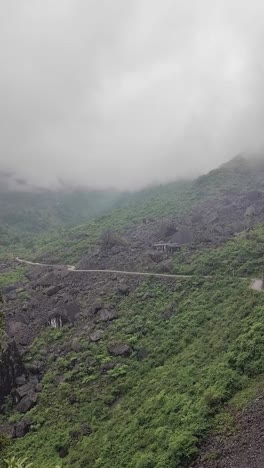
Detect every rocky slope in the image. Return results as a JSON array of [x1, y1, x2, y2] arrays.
[[1, 155, 264, 467]]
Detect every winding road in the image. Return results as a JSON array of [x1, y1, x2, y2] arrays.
[[15, 257, 195, 279], [15, 257, 264, 292]]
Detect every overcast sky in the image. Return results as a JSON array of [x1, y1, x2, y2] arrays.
[[1, 0, 264, 190]]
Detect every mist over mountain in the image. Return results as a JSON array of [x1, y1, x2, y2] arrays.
[[2, 1, 264, 189]]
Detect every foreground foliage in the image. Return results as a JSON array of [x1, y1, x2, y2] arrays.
[[2, 227, 264, 466]]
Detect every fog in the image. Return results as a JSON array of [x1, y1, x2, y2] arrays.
[[1, 0, 264, 190]]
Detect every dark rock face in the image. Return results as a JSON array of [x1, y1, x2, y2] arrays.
[[91, 302, 103, 314], [8, 321, 31, 346], [148, 251, 165, 263], [100, 362, 116, 374], [16, 393, 37, 413], [108, 343, 132, 357], [117, 285, 130, 296], [95, 309, 118, 323], [0, 336, 26, 407], [159, 222, 177, 239], [45, 285, 62, 296], [172, 228, 193, 245], [15, 420, 31, 438], [47, 301, 80, 328], [0, 422, 15, 439], [90, 330, 104, 342], [156, 259, 173, 273]]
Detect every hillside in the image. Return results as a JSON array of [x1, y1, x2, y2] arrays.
[[3, 154, 264, 264], [0, 155, 264, 467]]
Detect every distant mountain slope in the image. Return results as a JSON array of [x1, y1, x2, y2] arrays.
[[6, 153, 264, 263], [1, 154, 264, 262]]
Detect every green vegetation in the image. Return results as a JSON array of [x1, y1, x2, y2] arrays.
[[172, 225, 264, 277], [0, 268, 27, 288], [2, 157, 264, 466], [4, 457, 33, 468], [2, 225, 264, 467]]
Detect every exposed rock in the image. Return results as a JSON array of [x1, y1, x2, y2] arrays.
[[0, 422, 15, 439], [45, 285, 62, 296], [27, 361, 44, 375], [47, 301, 80, 328], [8, 321, 31, 346], [16, 393, 37, 413], [244, 190, 263, 202], [172, 228, 193, 245], [159, 222, 177, 239], [191, 213, 203, 224], [0, 336, 26, 407], [95, 309, 118, 323], [15, 419, 31, 438], [5, 290, 17, 301], [245, 205, 256, 217], [136, 347, 148, 360], [156, 259, 173, 273], [15, 374, 27, 386], [13, 379, 37, 403], [91, 302, 103, 314], [2, 284, 17, 295], [100, 362, 116, 374], [69, 394, 77, 405], [90, 329, 104, 342], [108, 343, 132, 357], [71, 340, 84, 352], [100, 230, 129, 249], [117, 285, 130, 296], [148, 250, 165, 263]]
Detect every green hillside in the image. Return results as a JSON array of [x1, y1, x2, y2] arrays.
[[1, 224, 264, 467]]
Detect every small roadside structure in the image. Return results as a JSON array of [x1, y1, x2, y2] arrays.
[[152, 243, 181, 254]]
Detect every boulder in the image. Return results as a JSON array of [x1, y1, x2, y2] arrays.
[[16, 393, 37, 413], [159, 222, 177, 239], [244, 190, 263, 202], [95, 309, 118, 323], [0, 423, 15, 439], [45, 285, 62, 297], [8, 321, 31, 346], [15, 374, 27, 386], [245, 205, 256, 217], [90, 330, 104, 342], [47, 301, 80, 328], [156, 259, 173, 273], [117, 285, 130, 296], [91, 302, 103, 314], [108, 343, 132, 357], [13, 379, 37, 403], [172, 228, 193, 245], [100, 362, 116, 374], [15, 420, 31, 438], [148, 251, 164, 263]]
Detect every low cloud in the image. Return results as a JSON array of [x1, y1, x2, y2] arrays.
[[1, 0, 264, 189]]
